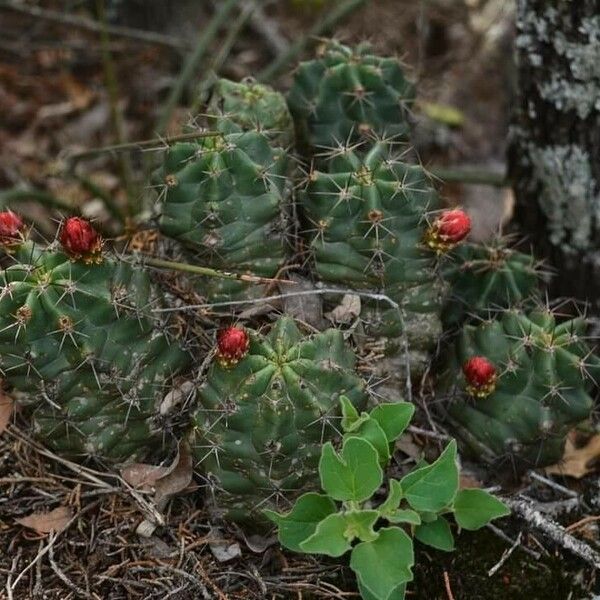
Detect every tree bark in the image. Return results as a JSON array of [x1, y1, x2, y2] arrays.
[[510, 0, 600, 310]]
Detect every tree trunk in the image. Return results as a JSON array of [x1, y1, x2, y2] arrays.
[[510, 0, 600, 310]]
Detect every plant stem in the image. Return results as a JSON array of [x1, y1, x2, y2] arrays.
[[96, 0, 137, 219], [428, 166, 508, 187], [0, 188, 73, 212], [0, 0, 193, 51], [66, 131, 220, 166], [155, 0, 240, 135], [257, 0, 367, 82], [133, 255, 293, 285]]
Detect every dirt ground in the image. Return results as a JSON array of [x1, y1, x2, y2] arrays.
[[0, 1, 599, 598]]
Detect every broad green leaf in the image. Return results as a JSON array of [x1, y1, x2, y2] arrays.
[[400, 440, 459, 512], [344, 510, 380, 542], [350, 527, 414, 600], [345, 417, 390, 464], [319, 438, 383, 502], [453, 489, 510, 530], [414, 516, 454, 552], [378, 480, 403, 517], [370, 402, 415, 443], [299, 513, 351, 557], [340, 395, 360, 431], [418, 511, 439, 523], [264, 493, 336, 552], [386, 509, 421, 525], [300, 510, 380, 556], [358, 578, 407, 600]]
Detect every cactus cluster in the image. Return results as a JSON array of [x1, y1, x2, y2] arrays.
[[443, 309, 600, 467], [3, 40, 598, 550], [191, 318, 367, 524], [288, 40, 415, 152], [442, 241, 541, 327], [156, 119, 290, 303], [0, 217, 189, 462]]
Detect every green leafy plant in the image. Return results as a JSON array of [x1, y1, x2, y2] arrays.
[[266, 398, 509, 600]]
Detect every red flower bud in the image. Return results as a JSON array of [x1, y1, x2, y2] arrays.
[[462, 356, 497, 398], [59, 217, 102, 263], [0, 211, 25, 246], [217, 326, 249, 367], [425, 209, 471, 253]]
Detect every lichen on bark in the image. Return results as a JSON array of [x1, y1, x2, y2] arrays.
[[511, 0, 600, 307]]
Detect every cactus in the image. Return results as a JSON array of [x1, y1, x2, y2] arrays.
[[298, 140, 447, 384], [156, 119, 290, 303], [207, 78, 294, 147], [190, 317, 367, 524], [442, 241, 541, 327], [0, 220, 189, 462], [287, 40, 415, 152], [443, 308, 600, 468]]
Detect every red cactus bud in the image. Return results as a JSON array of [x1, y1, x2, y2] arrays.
[[59, 217, 102, 263], [0, 211, 25, 246], [217, 326, 249, 367], [462, 356, 497, 398], [425, 209, 471, 253]]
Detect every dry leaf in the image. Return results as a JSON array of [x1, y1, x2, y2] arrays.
[[209, 528, 241, 563], [0, 391, 14, 434], [16, 506, 72, 535], [326, 294, 361, 324], [546, 433, 600, 479], [154, 441, 193, 506], [121, 463, 169, 491], [459, 473, 483, 489], [395, 433, 422, 459]]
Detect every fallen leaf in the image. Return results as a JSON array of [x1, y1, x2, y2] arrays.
[[159, 380, 194, 416], [0, 390, 14, 434], [121, 463, 169, 491], [546, 433, 600, 479], [326, 294, 361, 324], [16, 506, 72, 534], [459, 473, 483, 489], [209, 527, 241, 562], [395, 433, 422, 459], [154, 441, 193, 506]]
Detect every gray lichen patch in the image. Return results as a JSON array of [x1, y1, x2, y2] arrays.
[[529, 144, 600, 251], [517, 8, 600, 118]]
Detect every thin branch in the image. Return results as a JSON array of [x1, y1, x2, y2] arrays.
[[505, 496, 600, 569], [96, 0, 137, 219], [428, 166, 508, 187], [247, 0, 289, 56], [65, 131, 220, 166], [257, 0, 367, 82], [155, 0, 241, 135], [151, 286, 399, 313], [130, 254, 295, 286], [0, 0, 192, 51], [190, 0, 258, 114]]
